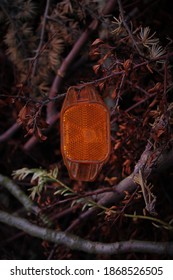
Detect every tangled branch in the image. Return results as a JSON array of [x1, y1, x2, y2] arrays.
[[1, 125, 173, 255]]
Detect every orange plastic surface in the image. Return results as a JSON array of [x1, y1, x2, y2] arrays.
[[61, 86, 110, 181], [62, 103, 109, 161]]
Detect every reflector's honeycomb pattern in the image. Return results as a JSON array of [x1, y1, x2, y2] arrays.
[[63, 103, 109, 161]]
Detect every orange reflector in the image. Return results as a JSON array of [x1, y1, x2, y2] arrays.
[[60, 86, 110, 181]]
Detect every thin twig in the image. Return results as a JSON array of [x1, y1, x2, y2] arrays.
[[115, 73, 125, 108], [133, 51, 173, 69], [0, 210, 173, 255], [47, 244, 57, 260], [112, 186, 139, 224], [163, 61, 168, 114], [126, 80, 151, 96], [125, 92, 156, 113], [0, 93, 64, 145], [117, 0, 142, 55], [44, 186, 113, 209], [23, 112, 60, 152], [1, 232, 25, 245], [31, 0, 50, 78], [51, 205, 79, 221], [65, 175, 135, 232]]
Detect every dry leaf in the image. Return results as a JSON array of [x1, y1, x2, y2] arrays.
[[92, 38, 103, 46], [17, 105, 27, 123], [114, 141, 121, 150], [105, 176, 118, 185], [93, 64, 100, 74], [123, 59, 132, 72]]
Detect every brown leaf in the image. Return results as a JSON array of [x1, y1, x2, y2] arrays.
[[93, 64, 100, 74], [36, 127, 47, 141], [111, 88, 117, 99], [105, 176, 118, 186], [123, 59, 132, 72], [18, 105, 27, 122], [156, 128, 165, 138], [92, 38, 103, 46], [122, 159, 132, 176], [149, 98, 158, 108], [98, 81, 105, 91], [146, 64, 153, 73], [24, 128, 34, 137], [148, 82, 162, 94], [37, 127, 42, 138], [40, 134, 47, 141], [114, 141, 121, 150]]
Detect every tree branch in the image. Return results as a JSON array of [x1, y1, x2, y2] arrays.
[[66, 139, 173, 232], [0, 122, 21, 143], [31, 0, 50, 78], [0, 174, 51, 226], [0, 210, 172, 256], [1, 123, 173, 254], [0, 174, 39, 214]]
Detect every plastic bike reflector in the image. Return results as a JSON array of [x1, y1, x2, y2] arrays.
[[60, 85, 110, 181]]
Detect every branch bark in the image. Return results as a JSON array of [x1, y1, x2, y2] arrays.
[[0, 174, 51, 226], [0, 123, 21, 144], [66, 141, 173, 232], [0, 174, 39, 214], [0, 210, 172, 256]]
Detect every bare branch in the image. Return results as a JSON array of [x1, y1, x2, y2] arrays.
[[31, 0, 51, 78], [115, 73, 125, 108], [0, 123, 21, 143], [0, 210, 173, 256], [0, 174, 51, 226], [66, 141, 173, 232], [0, 174, 40, 214]]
